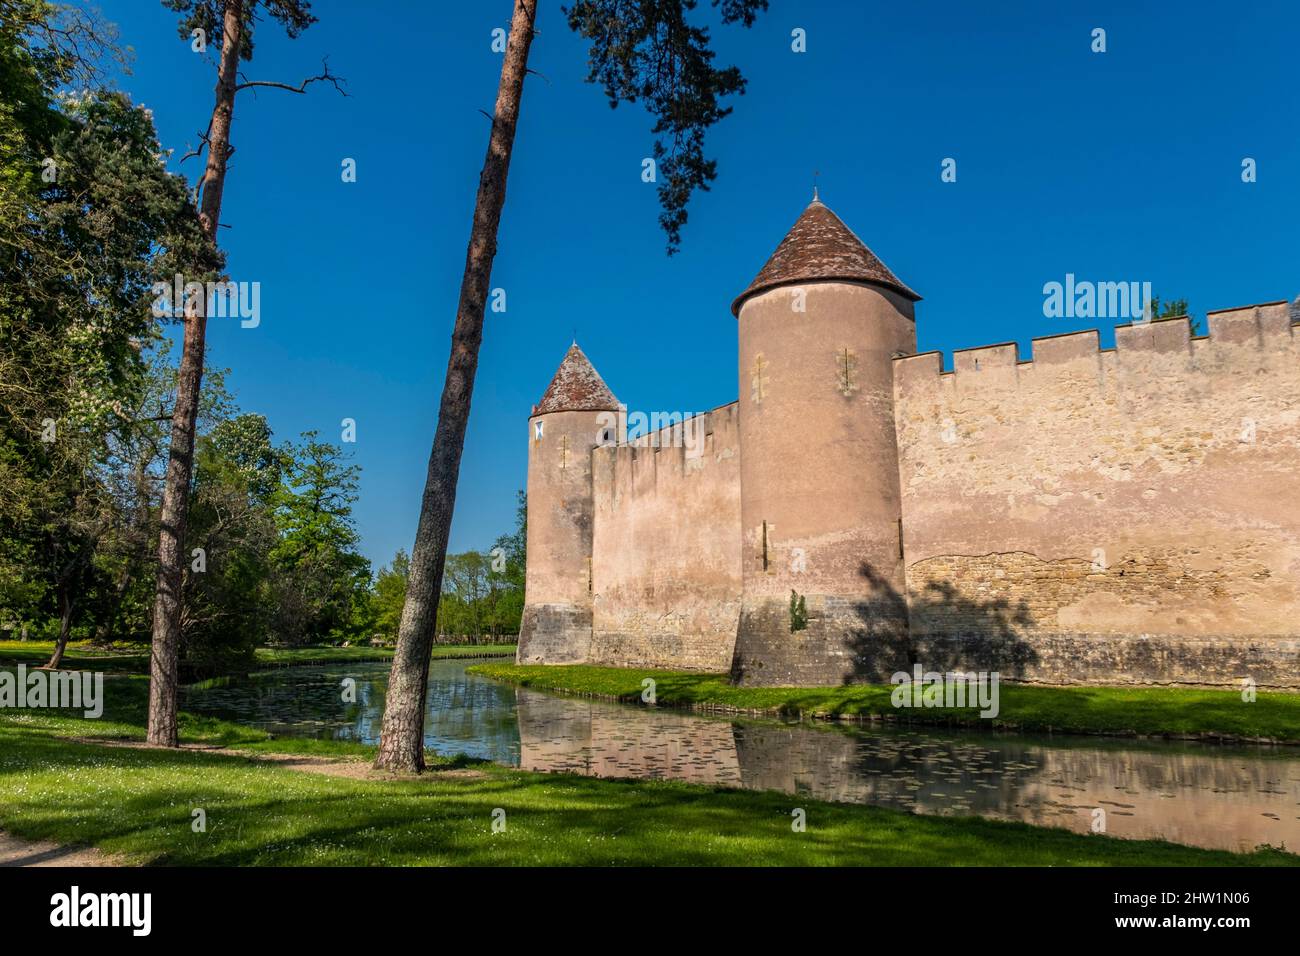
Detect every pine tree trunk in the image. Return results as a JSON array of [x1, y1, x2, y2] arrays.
[[146, 0, 243, 747], [374, 0, 537, 773]]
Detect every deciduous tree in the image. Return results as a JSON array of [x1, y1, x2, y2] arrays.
[[0, 2, 209, 668]]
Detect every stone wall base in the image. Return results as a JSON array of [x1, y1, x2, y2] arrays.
[[517, 603, 1299, 690], [910, 631, 1300, 688], [730, 594, 910, 686], [590, 628, 735, 672], [516, 604, 592, 665]]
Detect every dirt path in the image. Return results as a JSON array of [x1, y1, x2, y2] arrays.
[[0, 830, 122, 867]]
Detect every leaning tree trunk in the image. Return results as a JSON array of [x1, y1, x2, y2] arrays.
[[44, 574, 75, 669], [44, 539, 87, 669], [146, 0, 243, 747], [374, 0, 537, 772]]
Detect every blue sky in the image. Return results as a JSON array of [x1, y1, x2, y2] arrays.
[[98, 0, 1299, 571]]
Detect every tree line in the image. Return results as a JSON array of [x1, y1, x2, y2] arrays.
[[0, 0, 521, 679], [372, 493, 526, 647]]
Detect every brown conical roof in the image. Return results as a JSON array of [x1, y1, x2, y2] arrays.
[[731, 197, 920, 316], [532, 343, 620, 415]]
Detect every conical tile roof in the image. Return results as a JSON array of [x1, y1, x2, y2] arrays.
[[731, 197, 919, 316], [533, 343, 620, 415]]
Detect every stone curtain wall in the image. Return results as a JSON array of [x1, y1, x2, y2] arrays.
[[588, 403, 743, 670], [892, 302, 1300, 687]]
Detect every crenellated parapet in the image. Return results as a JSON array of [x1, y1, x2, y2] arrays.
[[595, 402, 740, 499], [894, 301, 1295, 396]]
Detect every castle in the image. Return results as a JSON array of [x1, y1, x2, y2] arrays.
[[516, 195, 1300, 688]]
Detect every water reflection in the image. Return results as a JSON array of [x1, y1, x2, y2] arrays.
[[182, 660, 521, 763], [514, 691, 1300, 852], [181, 661, 1300, 853]]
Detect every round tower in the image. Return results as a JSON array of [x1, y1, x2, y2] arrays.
[[517, 343, 621, 665], [730, 194, 920, 685]]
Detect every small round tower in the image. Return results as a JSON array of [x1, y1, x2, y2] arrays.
[[730, 194, 920, 685], [517, 343, 621, 665]]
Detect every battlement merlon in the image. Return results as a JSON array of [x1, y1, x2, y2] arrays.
[[892, 300, 1296, 395], [617, 400, 740, 449]]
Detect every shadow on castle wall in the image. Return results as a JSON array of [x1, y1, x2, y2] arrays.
[[848, 561, 1039, 684]]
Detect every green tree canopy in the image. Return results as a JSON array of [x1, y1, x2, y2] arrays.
[[0, 0, 214, 660]]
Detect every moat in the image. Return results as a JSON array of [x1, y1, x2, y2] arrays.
[[181, 660, 1300, 854]]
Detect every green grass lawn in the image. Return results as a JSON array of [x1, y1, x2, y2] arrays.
[[0, 640, 515, 676], [252, 643, 515, 668], [0, 684, 1293, 866], [0, 639, 151, 673], [468, 662, 1300, 744]]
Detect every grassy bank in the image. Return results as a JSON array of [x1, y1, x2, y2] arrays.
[[0, 640, 516, 676], [0, 673, 368, 753], [0, 679, 1293, 866], [468, 662, 1300, 744], [252, 644, 516, 668], [0, 639, 150, 673]]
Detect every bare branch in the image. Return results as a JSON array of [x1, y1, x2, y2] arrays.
[[234, 57, 348, 96], [180, 120, 214, 164]]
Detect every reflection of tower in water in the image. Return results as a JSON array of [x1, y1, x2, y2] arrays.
[[514, 688, 742, 785]]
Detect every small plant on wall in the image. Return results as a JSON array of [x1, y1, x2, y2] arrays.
[[789, 591, 808, 633]]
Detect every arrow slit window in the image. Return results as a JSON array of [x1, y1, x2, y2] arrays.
[[837, 347, 858, 396], [750, 353, 769, 404]]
